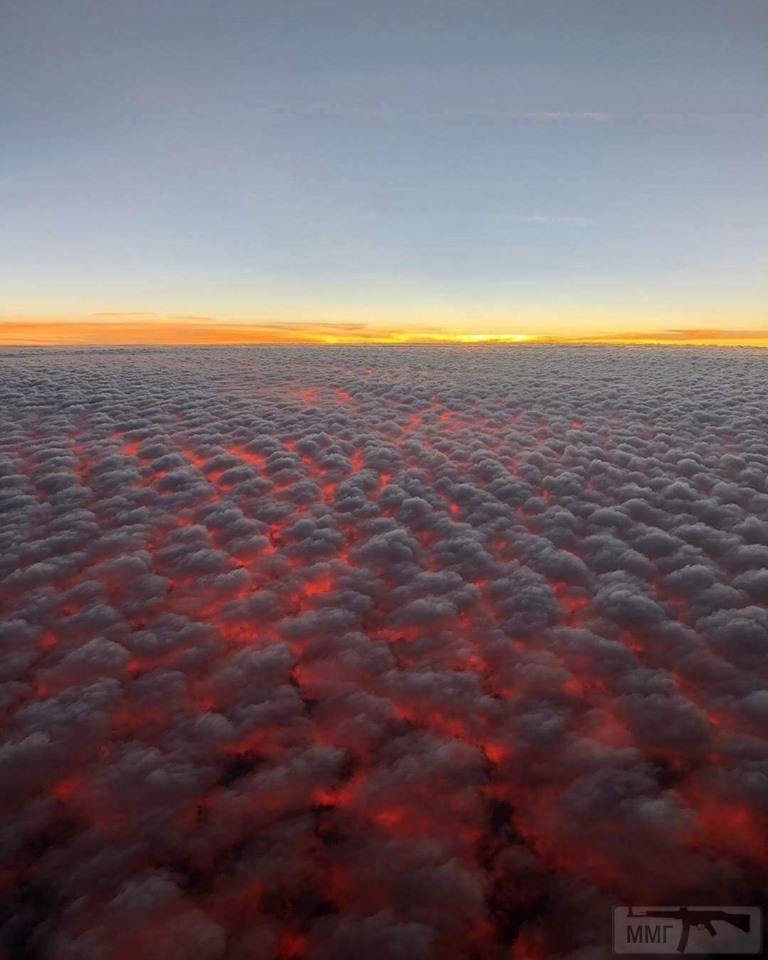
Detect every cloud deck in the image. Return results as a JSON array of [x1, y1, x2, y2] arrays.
[[1, 346, 766, 959]]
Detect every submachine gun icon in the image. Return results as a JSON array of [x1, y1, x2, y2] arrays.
[[628, 906, 752, 953]]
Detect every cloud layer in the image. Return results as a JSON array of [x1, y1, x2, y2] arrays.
[[1, 345, 766, 959]]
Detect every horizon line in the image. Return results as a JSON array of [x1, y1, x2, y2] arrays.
[[2, 319, 768, 349], [3, 338, 768, 350]]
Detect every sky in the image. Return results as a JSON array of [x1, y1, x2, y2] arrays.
[[1, 0, 766, 345]]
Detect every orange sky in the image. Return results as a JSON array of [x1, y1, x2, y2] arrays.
[[2, 317, 767, 347]]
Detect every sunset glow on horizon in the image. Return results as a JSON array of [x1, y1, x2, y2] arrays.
[[3, 317, 767, 348]]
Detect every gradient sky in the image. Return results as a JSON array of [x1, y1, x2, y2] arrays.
[[1, 0, 767, 343]]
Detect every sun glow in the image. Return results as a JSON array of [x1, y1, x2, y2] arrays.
[[440, 333, 534, 344], [1, 318, 766, 348]]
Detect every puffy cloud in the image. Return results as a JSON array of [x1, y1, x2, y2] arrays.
[[0, 345, 766, 958]]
